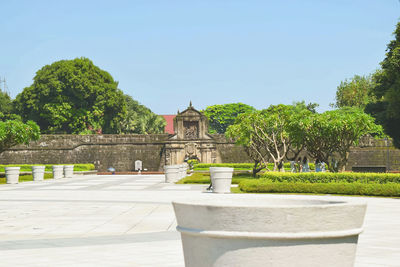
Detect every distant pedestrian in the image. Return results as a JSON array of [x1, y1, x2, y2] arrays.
[[315, 159, 321, 172], [302, 156, 309, 172], [297, 158, 302, 172], [290, 160, 296, 173]]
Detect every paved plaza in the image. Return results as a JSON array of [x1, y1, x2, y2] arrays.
[[0, 174, 398, 266]]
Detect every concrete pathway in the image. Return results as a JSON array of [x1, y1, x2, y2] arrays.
[[0, 174, 398, 266]]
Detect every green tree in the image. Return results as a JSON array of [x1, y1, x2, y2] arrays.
[[226, 104, 310, 174], [301, 108, 383, 172], [120, 95, 166, 134], [335, 74, 375, 109], [0, 91, 13, 120], [0, 120, 40, 154], [14, 57, 126, 134], [366, 22, 400, 148], [203, 103, 256, 134], [226, 112, 269, 177]]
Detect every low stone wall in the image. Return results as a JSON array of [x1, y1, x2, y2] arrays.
[[0, 135, 169, 172], [1, 134, 399, 172]]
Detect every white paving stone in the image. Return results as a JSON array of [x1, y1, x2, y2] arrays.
[[0, 174, 398, 266]]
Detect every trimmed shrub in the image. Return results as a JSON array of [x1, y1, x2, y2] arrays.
[[239, 179, 400, 197], [193, 163, 315, 171], [262, 172, 400, 184], [0, 164, 95, 172], [0, 173, 53, 184]]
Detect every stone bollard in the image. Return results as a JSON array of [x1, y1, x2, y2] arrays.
[[5, 167, 20, 184], [164, 165, 180, 183], [32, 166, 45, 181], [63, 165, 74, 178], [210, 167, 234, 193], [52, 165, 64, 179], [173, 194, 367, 267]]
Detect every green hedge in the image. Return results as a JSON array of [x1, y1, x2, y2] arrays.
[[0, 173, 53, 184], [177, 172, 258, 184], [262, 172, 400, 184], [193, 163, 315, 171], [239, 179, 400, 197], [0, 164, 95, 172]]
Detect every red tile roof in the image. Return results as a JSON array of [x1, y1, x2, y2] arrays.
[[161, 115, 176, 134]]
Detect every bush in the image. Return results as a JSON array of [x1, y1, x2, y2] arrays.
[[0, 164, 95, 172], [193, 163, 315, 171], [177, 172, 258, 184], [239, 179, 400, 197], [262, 172, 400, 184], [0, 173, 53, 184]]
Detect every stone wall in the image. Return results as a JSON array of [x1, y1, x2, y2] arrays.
[[0, 135, 169, 172], [1, 134, 399, 172]]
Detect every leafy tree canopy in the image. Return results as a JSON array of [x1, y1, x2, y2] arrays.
[[120, 95, 166, 134], [334, 74, 376, 109], [0, 91, 13, 120], [14, 57, 126, 134], [0, 120, 40, 154], [203, 103, 256, 134], [366, 21, 400, 148], [301, 107, 383, 172]]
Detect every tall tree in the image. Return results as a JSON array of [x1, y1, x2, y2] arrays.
[[335, 74, 375, 109], [0, 91, 13, 120], [226, 104, 309, 174], [14, 58, 126, 134], [301, 108, 383, 172], [366, 22, 400, 148], [121, 95, 166, 134], [226, 112, 269, 177], [203, 103, 256, 134]]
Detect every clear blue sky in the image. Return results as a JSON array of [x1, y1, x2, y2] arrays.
[[1, 0, 399, 114]]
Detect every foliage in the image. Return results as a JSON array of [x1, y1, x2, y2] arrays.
[[203, 103, 256, 134], [0, 163, 95, 172], [0, 173, 53, 184], [299, 107, 383, 172], [334, 74, 375, 109], [262, 171, 400, 184], [0, 120, 40, 154], [120, 95, 166, 134], [0, 91, 13, 120], [191, 162, 317, 171], [14, 58, 126, 134], [176, 172, 258, 184], [238, 179, 400, 197], [366, 22, 400, 148], [226, 104, 311, 174]]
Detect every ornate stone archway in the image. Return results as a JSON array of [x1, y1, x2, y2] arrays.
[[164, 103, 219, 165]]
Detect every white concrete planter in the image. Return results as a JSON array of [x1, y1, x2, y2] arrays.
[[210, 167, 233, 193], [173, 194, 366, 267], [164, 165, 180, 183], [52, 165, 64, 179], [32, 166, 45, 181], [5, 167, 20, 184], [63, 165, 74, 178], [180, 163, 188, 179]]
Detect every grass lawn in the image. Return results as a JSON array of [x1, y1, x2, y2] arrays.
[[0, 173, 53, 184]]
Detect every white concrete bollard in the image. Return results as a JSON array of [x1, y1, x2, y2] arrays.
[[32, 166, 45, 181], [52, 165, 64, 179], [63, 165, 74, 178], [5, 167, 20, 184], [173, 194, 367, 267], [210, 167, 233, 193], [164, 165, 180, 183]]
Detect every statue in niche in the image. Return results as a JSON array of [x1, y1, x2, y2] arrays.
[[184, 121, 198, 139]]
